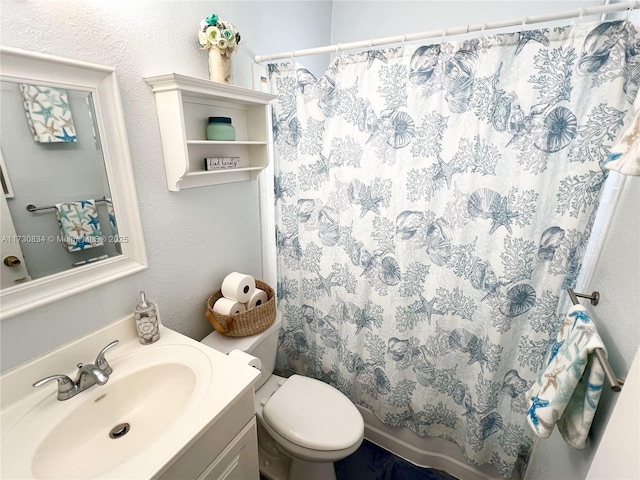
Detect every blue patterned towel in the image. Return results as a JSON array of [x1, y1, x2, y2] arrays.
[[19, 84, 77, 143], [55, 200, 104, 252], [105, 198, 118, 236], [605, 93, 640, 176], [526, 304, 606, 449]]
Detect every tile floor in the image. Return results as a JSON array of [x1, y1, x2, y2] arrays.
[[335, 439, 458, 480]]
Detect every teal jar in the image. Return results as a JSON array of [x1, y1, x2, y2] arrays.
[[206, 117, 236, 141]]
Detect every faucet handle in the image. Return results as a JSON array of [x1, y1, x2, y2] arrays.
[[33, 374, 76, 400], [95, 339, 119, 375]]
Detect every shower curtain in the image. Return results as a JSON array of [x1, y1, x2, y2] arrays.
[[268, 20, 639, 478]]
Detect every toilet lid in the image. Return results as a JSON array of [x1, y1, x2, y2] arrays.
[[262, 375, 363, 451]]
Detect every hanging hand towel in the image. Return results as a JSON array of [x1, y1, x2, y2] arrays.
[[19, 84, 77, 143], [55, 200, 104, 252], [526, 305, 606, 449], [605, 92, 640, 176]]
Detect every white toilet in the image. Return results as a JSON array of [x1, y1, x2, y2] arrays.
[[201, 312, 364, 480]]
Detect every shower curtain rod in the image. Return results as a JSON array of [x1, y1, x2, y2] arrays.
[[254, 1, 638, 63]]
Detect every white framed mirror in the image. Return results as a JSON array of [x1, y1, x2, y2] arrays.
[[0, 46, 147, 318]]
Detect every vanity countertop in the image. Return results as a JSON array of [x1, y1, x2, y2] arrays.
[[0, 315, 260, 479]]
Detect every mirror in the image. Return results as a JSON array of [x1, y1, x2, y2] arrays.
[[0, 47, 147, 318], [1, 83, 120, 282]]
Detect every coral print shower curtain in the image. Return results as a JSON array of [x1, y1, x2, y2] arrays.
[[269, 20, 639, 478]]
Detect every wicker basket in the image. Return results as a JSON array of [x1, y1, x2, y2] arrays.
[[205, 280, 276, 337]]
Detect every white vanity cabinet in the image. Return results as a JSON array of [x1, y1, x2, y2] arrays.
[[0, 318, 261, 480], [145, 73, 276, 191], [158, 388, 259, 480]]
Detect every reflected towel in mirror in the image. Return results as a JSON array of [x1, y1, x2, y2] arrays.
[[526, 304, 606, 449], [105, 198, 118, 236], [55, 200, 104, 252], [19, 84, 77, 143]]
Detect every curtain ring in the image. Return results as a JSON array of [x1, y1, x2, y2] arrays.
[[441, 28, 447, 44], [369, 38, 373, 49], [575, 8, 585, 31], [466, 24, 470, 35], [336, 43, 342, 53], [521, 17, 527, 32], [570, 8, 584, 42], [626, 1, 634, 21], [480, 23, 486, 40]]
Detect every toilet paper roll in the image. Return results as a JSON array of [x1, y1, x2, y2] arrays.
[[228, 349, 262, 370], [213, 297, 246, 315], [246, 288, 268, 310], [221, 272, 256, 303]]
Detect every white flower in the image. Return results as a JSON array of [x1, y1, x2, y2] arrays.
[[198, 15, 240, 53], [198, 30, 208, 47], [206, 26, 220, 44]]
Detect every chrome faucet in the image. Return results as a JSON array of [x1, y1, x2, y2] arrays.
[[33, 340, 119, 400]]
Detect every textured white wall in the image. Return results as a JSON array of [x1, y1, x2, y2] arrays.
[[587, 349, 640, 480], [0, 0, 332, 372], [330, 0, 604, 45]]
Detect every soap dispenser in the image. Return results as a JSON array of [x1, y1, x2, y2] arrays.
[[134, 291, 160, 344]]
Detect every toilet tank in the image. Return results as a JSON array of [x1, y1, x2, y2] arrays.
[[201, 312, 282, 390]]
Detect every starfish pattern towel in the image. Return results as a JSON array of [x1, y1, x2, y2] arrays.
[[526, 304, 606, 449], [605, 99, 640, 176], [55, 200, 104, 252], [105, 198, 118, 236], [19, 84, 77, 143]]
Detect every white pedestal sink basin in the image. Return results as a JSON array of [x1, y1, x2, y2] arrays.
[[1, 316, 260, 479]]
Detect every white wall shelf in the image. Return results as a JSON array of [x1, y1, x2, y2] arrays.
[[145, 73, 276, 191]]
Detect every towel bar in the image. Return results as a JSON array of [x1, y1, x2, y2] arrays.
[[566, 288, 600, 305], [566, 288, 623, 392], [26, 197, 107, 212]]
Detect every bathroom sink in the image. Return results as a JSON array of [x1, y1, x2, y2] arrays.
[[32, 361, 196, 479], [1, 320, 260, 479]]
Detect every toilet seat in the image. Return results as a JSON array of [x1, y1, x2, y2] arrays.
[[262, 375, 363, 451]]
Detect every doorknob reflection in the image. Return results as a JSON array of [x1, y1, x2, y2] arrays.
[[3, 256, 21, 267]]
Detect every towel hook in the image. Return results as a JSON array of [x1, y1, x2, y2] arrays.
[[567, 288, 600, 306]]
